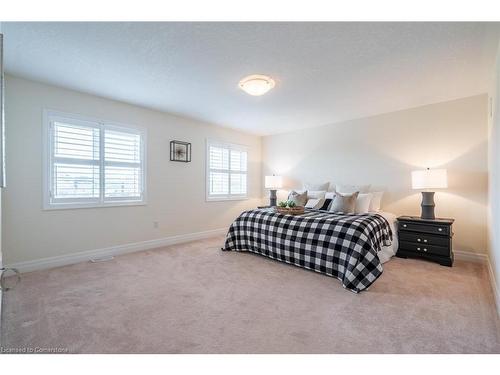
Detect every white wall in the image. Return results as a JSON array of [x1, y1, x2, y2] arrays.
[[263, 95, 489, 255], [488, 40, 500, 310], [0, 22, 4, 329], [3, 75, 262, 265]]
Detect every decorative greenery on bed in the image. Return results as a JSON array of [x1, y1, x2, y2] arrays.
[[276, 200, 305, 215]]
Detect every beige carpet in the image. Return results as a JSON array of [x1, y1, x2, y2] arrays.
[[1, 235, 499, 353]]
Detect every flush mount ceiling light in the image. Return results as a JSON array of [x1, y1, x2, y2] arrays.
[[238, 74, 275, 96]]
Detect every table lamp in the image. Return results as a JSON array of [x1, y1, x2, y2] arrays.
[[264, 175, 283, 207], [411, 168, 447, 219]]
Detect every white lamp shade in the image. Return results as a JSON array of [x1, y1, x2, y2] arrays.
[[411, 169, 448, 189], [265, 175, 283, 189]]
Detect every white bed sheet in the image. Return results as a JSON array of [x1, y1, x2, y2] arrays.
[[376, 211, 398, 263]]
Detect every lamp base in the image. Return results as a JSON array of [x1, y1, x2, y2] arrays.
[[269, 189, 277, 207], [420, 191, 435, 219]]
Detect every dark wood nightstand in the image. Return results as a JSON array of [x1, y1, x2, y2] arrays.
[[396, 216, 454, 267]]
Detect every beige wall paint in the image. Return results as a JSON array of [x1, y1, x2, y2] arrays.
[[2, 75, 262, 265], [488, 40, 500, 305], [263, 95, 489, 255]]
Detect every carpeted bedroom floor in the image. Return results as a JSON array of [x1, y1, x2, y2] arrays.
[[1, 235, 499, 353]]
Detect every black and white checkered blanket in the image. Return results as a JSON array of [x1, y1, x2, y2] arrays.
[[223, 208, 392, 293]]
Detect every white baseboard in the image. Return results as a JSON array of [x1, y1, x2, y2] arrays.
[[485, 256, 500, 317], [454, 250, 489, 263], [6, 228, 227, 274], [454, 250, 500, 317]]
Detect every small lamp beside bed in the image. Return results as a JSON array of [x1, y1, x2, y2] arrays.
[[264, 175, 283, 206], [411, 168, 447, 219]]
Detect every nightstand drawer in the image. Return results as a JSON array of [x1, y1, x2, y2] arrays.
[[399, 241, 450, 257], [399, 232, 450, 247], [398, 221, 449, 236]]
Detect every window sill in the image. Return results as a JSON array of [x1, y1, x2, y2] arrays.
[[42, 200, 147, 211]]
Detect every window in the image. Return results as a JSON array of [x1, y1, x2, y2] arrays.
[[206, 140, 248, 201], [43, 110, 146, 209]]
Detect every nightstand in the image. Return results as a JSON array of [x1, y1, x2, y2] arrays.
[[396, 216, 454, 267]]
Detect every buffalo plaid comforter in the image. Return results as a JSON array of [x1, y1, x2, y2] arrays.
[[222, 208, 392, 293]]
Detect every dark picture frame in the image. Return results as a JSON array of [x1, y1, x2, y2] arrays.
[[170, 140, 191, 162]]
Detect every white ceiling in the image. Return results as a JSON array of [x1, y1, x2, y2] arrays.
[[3, 22, 500, 135]]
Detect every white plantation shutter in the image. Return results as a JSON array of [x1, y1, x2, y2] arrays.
[[210, 171, 229, 195], [230, 149, 247, 172], [104, 128, 143, 199], [207, 141, 248, 200], [53, 164, 100, 199], [229, 149, 247, 195], [209, 146, 229, 170], [52, 120, 100, 202], [45, 111, 145, 209], [208, 145, 229, 195], [230, 173, 247, 195]]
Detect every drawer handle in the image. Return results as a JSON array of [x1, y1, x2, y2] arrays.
[[423, 248, 428, 252], [403, 224, 407, 228], [438, 228, 443, 232], [417, 247, 421, 251], [423, 239, 428, 243], [417, 238, 421, 242]]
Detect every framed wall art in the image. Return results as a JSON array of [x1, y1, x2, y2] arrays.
[[170, 140, 191, 162]]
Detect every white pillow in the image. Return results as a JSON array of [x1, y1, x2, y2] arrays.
[[303, 182, 330, 191], [355, 193, 373, 214], [369, 191, 384, 212], [307, 190, 326, 199], [305, 198, 326, 209], [305, 191, 326, 209], [337, 184, 371, 194], [325, 192, 336, 200]]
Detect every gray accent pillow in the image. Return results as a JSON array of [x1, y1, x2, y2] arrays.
[[329, 192, 359, 214], [288, 190, 308, 207]]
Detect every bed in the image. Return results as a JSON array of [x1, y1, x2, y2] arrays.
[[222, 208, 395, 293]]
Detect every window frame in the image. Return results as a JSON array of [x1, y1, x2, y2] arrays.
[[205, 139, 249, 202], [42, 109, 147, 210]]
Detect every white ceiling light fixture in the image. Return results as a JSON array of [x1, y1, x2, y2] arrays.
[[238, 74, 275, 96]]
